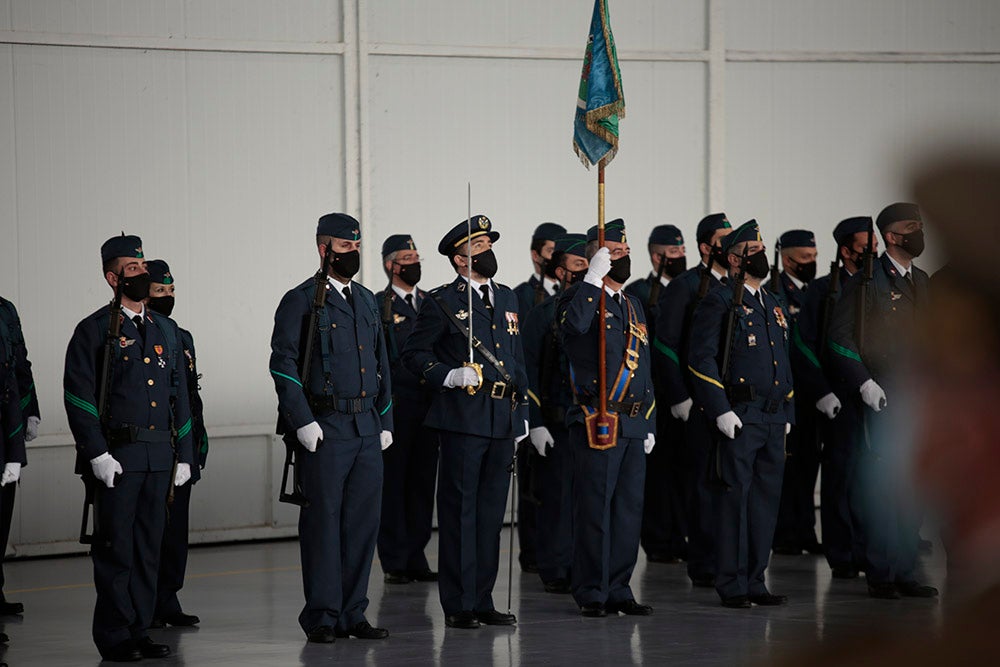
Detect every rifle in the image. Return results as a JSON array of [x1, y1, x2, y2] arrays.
[[80, 270, 125, 545], [817, 257, 842, 362], [277, 241, 333, 506], [855, 224, 875, 359], [647, 253, 667, 309], [769, 242, 781, 294]]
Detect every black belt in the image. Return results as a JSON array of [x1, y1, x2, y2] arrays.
[[106, 425, 173, 446], [308, 395, 377, 415], [726, 385, 786, 414], [577, 397, 647, 418], [482, 380, 518, 401]]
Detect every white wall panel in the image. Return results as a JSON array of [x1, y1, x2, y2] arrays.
[[0, 45, 16, 292], [184, 0, 343, 43], [727, 0, 1000, 53], [11, 0, 185, 38], [0, 1, 10, 31]]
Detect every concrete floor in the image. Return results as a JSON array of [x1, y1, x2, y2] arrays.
[[0, 536, 946, 666]]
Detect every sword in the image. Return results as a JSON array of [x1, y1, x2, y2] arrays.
[[462, 183, 484, 394]]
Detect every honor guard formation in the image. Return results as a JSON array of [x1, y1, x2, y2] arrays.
[[0, 196, 948, 662]]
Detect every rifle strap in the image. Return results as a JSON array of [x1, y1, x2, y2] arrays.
[[430, 293, 515, 386]]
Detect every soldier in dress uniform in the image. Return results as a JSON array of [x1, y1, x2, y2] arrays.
[[143, 260, 208, 629], [827, 203, 938, 600], [626, 225, 689, 564], [269, 213, 394, 643], [772, 230, 824, 556], [652, 213, 732, 588], [0, 304, 25, 645], [557, 220, 656, 618], [0, 296, 36, 616], [374, 234, 438, 585], [400, 215, 529, 629], [512, 221, 566, 573], [688, 220, 793, 608], [522, 233, 589, 594], [64, 235, 194, 661]]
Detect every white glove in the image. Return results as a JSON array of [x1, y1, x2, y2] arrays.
[[25, 416, 40, 442], [583, 247, 612, 287], [1, 462, 21, 486], [716, 411, 743, 440], [815, 392, 842, 420], [444, 367, 480, 388], [785, 423, 792, 435], [515, 420, 530, 445], [90, 452, 123, 489], [296, 421, 323, 452], [380, 430, 393, 451], [173, 462, 191, 487], [670, 398, 693, 422], [643, 433, 656, 454], [860, 379, 887, 412], [529, 427, 554, 457]]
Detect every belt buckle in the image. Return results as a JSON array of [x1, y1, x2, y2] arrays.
[[491, 382, 506, 399], [352, 398, 363, 413], [629, 402, 641, 418]]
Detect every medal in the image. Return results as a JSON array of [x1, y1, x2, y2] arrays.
[[748, 333, 757, 347], [505, 311, 520, 335]]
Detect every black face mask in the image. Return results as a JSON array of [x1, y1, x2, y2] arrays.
[[330, 249, 361, 279], [792, 260, 817, 283], [396, 262, 421, 287], [608, 254, 631, 284], [896, 229, 925, 258], [744, 251, 770, 280], [121, 272, 151, 301], [148, 295, 175, 317], [543, 257, 561, 280], [470, 248, 498, 279], [709, 245, 727, 270], [569, 268, 588, 285], [661, 255, 687, 279]]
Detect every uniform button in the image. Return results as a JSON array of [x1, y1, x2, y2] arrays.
[[770, 341, 774, 347], [361, 391, 367, 397], [739, 378, 745, 383], [499, 361, 504, 366], [147, 379, 154, 386], [587, 297, 594, 302], [332, 324, 337, 328], [144, 357, 151, 364], [123, 355, 129, 361], [149, 425, 156, 430], [361, 368, 366, 373], [606, 325, 611, 329], [358, 345, 364, 351], [774, 381, 779, 386], [748, 322, 754, 327], [151, 401, 157, 408], [492, 324, 497, 330], [773, 361, 778, 366], [496, 343, 501, 348]]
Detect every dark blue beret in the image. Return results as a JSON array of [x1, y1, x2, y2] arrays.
[[649, 224, 684, 246], [721, 219, 762, 253], [833, 217, 874, 246], [317, 212, 361, 240], [875, 202, 921, 234], [696, 213, 731, 245], [778, 229, 816, 249], [554, 233, 588, 258], [438, 214, 500, 256], [146, 259, 173, 285], [381, 234, 416, 258], [533, 222, 567, 242], [101, 234, 144, 264], [587, 218, 627, 243]]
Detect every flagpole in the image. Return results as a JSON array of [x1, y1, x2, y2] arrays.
[[597, 164, 608, 419]]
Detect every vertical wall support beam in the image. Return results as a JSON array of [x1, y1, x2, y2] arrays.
[[706, 0, 726, 212]]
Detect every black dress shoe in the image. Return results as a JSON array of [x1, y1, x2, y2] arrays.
[[544, 579, 572, 594], [772, 544, 803, 555], [606, 599, 654, 615], [336, 621, 389, 639], [408, 569, 438, 582], [868, 583, 901, 600], [384, 571, 413, 584], [721, 596, 752, 609], [646, 552, 682, 564], [445, 611, 481, 629], [749, 593, 787, 606], [0, 601, 23, 615], [161, 611, 200, 627], [831, 566, 860, 579], [100, 639, 142, 662], [475, 610, 516, 626], [691, 575, 716, 588], [306, 625, 336, 643], [897, 581, 939, 598], [580, 602, 607, 617], [137, 637, 171, 659]]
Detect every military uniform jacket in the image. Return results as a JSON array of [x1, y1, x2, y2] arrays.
[[513, 275, 545, 323], [270, 277, 393, 439], [688, 284, 795, 425], [794, 267, 852, 402], [522, 295, 574, 429], [180, 328, 208, 482], [0, 321, 26, 467], [828, 254, 929, 389], [375, 287, 432, 400], [0, 297, 40, 424], [652, 265, 724, 406], [400, 276, 528, 439], [777, 271, 818, 391], [64, 307, 194, 474], [557, 282, 656, 439]]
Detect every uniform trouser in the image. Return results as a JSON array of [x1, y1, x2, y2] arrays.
[[91, 470, 170, 652], [0, 483, 14, 597], [516, 443, 538, 568], [820, 396, 866, 570], [154, 478, 193, 618], [377, 399, 438, 574], [569, 425, 644, 607], [535, 423, 574, 584], [297, 432, 382, 635], [436, 431, 511, 616], [774, 400, 821, 548], [714, 422, 785, 600], [641, 410, 688, 558], [684, 410, 717, 580]]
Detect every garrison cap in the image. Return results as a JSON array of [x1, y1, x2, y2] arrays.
[[649, 224, 684, 246], [587, 218, 627, 243], [532, 222, 567, 242], [696, 213, 732, 245], [146, 259, 173, 285], [438, 214, 500, 256], [722, 219, 763, 253], [833, 217, 874, 246], [101, 234, 144, 264], [554, 233, 588, 258], [875, 202, 921, 234], [317, 213, 361, 240], [381, 234, 417, 258], [778, 229, 816, 249]]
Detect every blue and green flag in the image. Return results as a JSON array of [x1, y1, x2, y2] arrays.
[[573, 0, 625, 169]]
